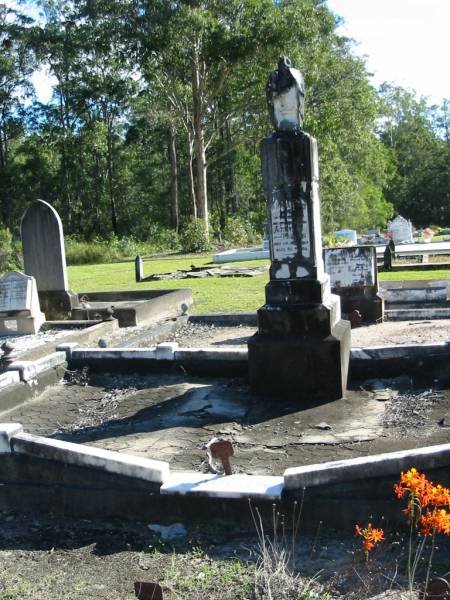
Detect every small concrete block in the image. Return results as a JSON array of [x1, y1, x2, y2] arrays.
[[160, 472, 283, 499], [283, 442, 450, 490], [0, 370, 21, 389], [155, 342, 178, 361], [12, 432, 170, 483], [0, 423, 23, 453], [34, 351, 66, 374], [7, 360, 36, 382], [55, 342, 80, 358]]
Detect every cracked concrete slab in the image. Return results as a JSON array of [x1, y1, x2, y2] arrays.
[[0, 372, 449, 475]]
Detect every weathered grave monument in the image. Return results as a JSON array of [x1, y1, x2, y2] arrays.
[[324, 246, 384, 324], [0, 271, 45, 334], [21, 199, 79, 320], [248, 57, 350, 401]]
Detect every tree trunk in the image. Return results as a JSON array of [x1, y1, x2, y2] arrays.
[[224, 118, 238, 214], [187, 129, 197, 218], [191, 47, 208, 231], [167, 125, 179, 231], [106, 115, 118, 235]]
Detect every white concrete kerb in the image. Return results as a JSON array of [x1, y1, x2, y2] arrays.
[[0, 423, 23, 453], [156, 342, 179, 360], [12, 431, 170, 484]]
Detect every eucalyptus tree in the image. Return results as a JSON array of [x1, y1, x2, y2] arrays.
[[0, 4, 35, 226]]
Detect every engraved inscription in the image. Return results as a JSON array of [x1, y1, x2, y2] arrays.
[[324, 247, 376, 288], [270, 188, 310, 261], [0, 280, 30, 312]]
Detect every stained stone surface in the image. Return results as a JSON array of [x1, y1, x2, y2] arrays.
[[21, 199, 69, 292], [1, 372, 449, 475]]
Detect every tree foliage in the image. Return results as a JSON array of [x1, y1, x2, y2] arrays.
[[0, 0, 446, 245]]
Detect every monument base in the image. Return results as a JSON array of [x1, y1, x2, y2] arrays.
[[0, 311, 46, 335], [38, 290, 79, 320], [338, 291, 384, 324], [248, 319, 351, 402]]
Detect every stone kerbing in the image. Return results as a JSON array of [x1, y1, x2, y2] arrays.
[[161, 472, 284, 499], [6, 351, 67, 382], [0, 423, 23, 452], [283, 443, 450, 490], [11, 431, 170, 484], [0, 371, 21, 389]]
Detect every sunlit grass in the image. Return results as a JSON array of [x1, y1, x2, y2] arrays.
[[68, 255, 449, 314]]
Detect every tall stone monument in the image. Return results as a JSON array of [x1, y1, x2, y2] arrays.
[[21, 200, 79, 319], [248, 57, 351, 402]]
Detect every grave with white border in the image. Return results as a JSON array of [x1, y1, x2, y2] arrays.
[[0, 271, 45, 335], [323, 246, 384, 324]]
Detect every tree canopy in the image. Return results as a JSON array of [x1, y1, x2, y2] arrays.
[[0, 0, 448, 242]]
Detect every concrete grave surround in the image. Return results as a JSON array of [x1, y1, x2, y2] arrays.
[[0, 271, 45, 334]]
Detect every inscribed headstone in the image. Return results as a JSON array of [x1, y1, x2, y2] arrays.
[[0, 271, 45, 334], [21, 199, 68, 292], [388, 215, 413, 244], [324, 246, 377, 289]]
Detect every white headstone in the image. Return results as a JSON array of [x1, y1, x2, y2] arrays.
[[324, 246, 377, 289], [21, 199, 69, 292], [388, 215, 413, 244], [0, 271, 45, 334]]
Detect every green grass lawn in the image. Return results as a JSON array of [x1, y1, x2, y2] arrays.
[[68, 255, 450, 314]]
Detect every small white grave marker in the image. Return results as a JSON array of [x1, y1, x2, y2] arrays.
[[0, 272, 45, 335]]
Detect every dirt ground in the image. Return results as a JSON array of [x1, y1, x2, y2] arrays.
[[1, 512, 449, 600]]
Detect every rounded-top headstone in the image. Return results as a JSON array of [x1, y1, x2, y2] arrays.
[[21, 199, 68, 292]]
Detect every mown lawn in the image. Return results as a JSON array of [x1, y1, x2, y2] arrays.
[[68, 255, 450, 314]]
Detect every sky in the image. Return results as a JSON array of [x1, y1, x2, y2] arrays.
[[326, 0, 450, 104], [7, 0, 450, 105]]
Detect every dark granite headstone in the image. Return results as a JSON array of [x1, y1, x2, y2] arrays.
[[248, 58, 350, 403]]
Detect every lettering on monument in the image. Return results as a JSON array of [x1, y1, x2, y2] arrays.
[[0, 273, 31, 312], [270, 187, 310, 261], [324, 247, 376, 288]]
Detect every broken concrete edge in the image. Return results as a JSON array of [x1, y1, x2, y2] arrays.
[[0, 423, 23, 452], [6, 351, 67, 382], [0, 370, 21, 390], [283, 442, 450, 490]]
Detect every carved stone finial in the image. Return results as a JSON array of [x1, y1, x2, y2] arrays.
[[266, 56, 305, 132]]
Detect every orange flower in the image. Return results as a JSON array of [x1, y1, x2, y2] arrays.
[[355, 523, 384, 561], [421, 508, 450, 536]]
